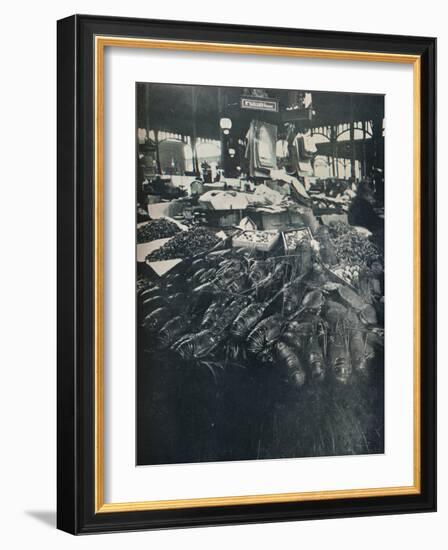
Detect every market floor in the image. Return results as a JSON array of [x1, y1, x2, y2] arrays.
[[136, 342, 384, 466]]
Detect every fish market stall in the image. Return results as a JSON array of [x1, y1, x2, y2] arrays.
[[135, 82, 385, 465]]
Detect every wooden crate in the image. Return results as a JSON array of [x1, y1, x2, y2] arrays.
[[232, 230, 280, 252], [281, 227, 313, 254]]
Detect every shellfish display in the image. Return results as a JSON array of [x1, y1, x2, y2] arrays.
[[137, 225, 384, 465]]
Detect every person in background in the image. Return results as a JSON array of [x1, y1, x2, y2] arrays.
[[348, 181, 382, 233], [201, 160, 212, 183]]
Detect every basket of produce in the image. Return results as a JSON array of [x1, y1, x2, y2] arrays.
[[137, 217, 183, 244], [232, 230, 280, 252], [327, 221, 382, 270], [137, 237, 173, 263], [281, 227, 313, 254], [145, 226, 222, 263]]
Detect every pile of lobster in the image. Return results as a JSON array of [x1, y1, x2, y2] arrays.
[[138, 239, 384, 389]]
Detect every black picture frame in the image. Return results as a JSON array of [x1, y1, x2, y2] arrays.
[[57, 14, 436, 534]]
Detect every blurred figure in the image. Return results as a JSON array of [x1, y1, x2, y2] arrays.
[[348, 181, 382, 233]]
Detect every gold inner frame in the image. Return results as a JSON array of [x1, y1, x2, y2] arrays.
[[94, 35, 422, 513]]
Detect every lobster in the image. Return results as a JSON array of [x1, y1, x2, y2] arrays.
[[246, 314, 283, 362], [138, 285, 162, 302], [201, 297, 232, 330], [212, 297, 249, 331], [281, 318, 324, 352], [336, 285, 366, 311], [358, 303, 378, 326], [230, 276, 302, 341], [141, 295, 166, 315], [248, 260, 271, 286], [188, 257, 208, 274], [276, 272, 308, 317], [192, 263, 247, 295], [230, 302, 270, 340], [198, 267, 218, 285], [142, 306, 172, 333], [327, 332, 351, 384], [322, 300, 348, 332], [305, 334, 327, 381], [191, 267, 208, 286], [172, 329, 224, 360], [159, 315, 190, 348], [346, 311, 375, 375], [274, 340, 306, 388], [288, 289, 325, 321]]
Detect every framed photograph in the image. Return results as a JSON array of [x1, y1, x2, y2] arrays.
[[57, 14, 436, 534]]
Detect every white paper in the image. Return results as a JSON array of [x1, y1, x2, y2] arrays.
[[104, 45, 414, 504], [146, 259, 183, 277]]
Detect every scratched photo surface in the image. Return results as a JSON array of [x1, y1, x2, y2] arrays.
[[135, 82, 384, 465]]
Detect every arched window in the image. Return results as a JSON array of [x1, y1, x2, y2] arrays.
[[158, 138, 186, 175], [196, 141, 221, 165], [310, 128, 331, 144], [336, 124, 365, 141], [313, 155, 331, 179]]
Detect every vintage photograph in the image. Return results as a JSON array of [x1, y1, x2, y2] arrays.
[[136, 83, 385, 466]]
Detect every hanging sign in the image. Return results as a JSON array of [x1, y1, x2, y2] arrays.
[[240, 96, 279, 112]]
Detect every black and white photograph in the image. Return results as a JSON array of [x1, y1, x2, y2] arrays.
[[136, 83, 385, 466], [0, 0, 440, 542]]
